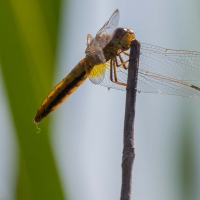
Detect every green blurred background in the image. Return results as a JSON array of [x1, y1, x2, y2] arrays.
[[1, 0, 200, 200]]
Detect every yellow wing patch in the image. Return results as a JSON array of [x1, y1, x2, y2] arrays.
[[89, 61, 110, 84]]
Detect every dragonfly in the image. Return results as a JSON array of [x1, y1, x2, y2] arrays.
[[33, 9, 200, 124]]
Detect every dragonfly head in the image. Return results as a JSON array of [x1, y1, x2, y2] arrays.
[[112, 28, 135, 51]]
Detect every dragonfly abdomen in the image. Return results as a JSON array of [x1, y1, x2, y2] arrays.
[[33, 59, 87, 123]]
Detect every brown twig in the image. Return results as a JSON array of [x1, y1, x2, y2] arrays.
[[120, 40, 140, 200]]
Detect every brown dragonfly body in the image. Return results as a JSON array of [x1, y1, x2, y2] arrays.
[[33, 9, 135, 123], [33, 9, 200, 124], [33, 58, 87, 123]]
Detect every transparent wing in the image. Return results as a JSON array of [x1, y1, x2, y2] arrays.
[[140, 43, 200, 80], [85, 9, 119, 64], [95, 9, 119, 48], [88, 43, 200, 98], [87, 34, 93, 46], [96, 9, 119, 37], [137, 69, 200, 98]]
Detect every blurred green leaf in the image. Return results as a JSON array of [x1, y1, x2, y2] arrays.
[[178, 104, 196, 200], [0, 0, 66, 199]]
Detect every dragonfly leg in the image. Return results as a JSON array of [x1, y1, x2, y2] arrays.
[[122, 51, 130, 57], [110, 59, 113, 82], [118, 54, 129, 70], [110, 58, 127, 86], [116, 51, 130, 70], [113, 58, 118, 82]]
